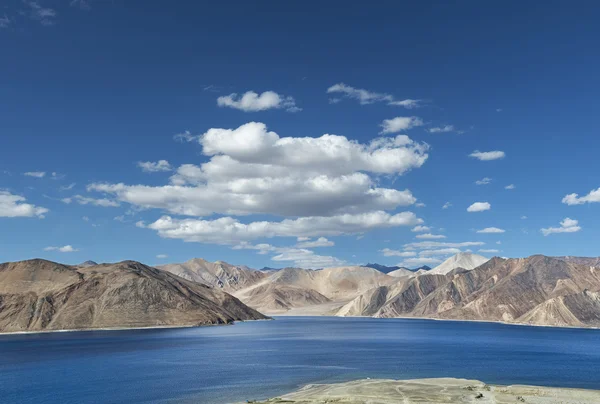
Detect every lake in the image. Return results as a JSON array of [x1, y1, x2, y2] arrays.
[[1, 316, 600, 403]]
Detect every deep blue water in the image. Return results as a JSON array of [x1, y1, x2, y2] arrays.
[[1, 316, 600, 403]]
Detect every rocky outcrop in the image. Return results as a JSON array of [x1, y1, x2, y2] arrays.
[[0, 259, 268, 333]]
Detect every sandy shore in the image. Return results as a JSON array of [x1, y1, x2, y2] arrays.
[[249, 378, 600, 403]]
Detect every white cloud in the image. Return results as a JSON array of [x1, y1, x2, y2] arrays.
[[418, 248, 462, 257], [398, 257, 443, 267], [505, 184, 515, 190], [475, 177, 492, 185], [145, 211, 422, 244], [496, 241, 502, 245], [295, 237, 334, 248], [113, 215, 126, 222], [44, 245, 78, 253], [562, 187, 600, 205], [442, 202, 452, 209], [541, 218, 581, 236], [296, 236, 310, 242], [414, 202, 426, 208], [469, 150, 505, 161], [415, 233, 446, 239], [156, 254, 168, 259], [428, 125, 455, 133], [326, 83, 421, 108], [476, 227, 505, 234], [24, 171, 46, 178], [380, 248, 416, 257], [23, 1, 57, 26], [62, 195, 120, 207], [521, 216, 528, 220], [411, 225, 431, 232], [217, 91, 300, 112], [138, 160, 172, 173], [271, 248, 344, 269], [60, 183, 76, 191], [380, 116, 424, 134], [0, 191, 48, 218], [467, 202, 491, 212], [88, 122, 428, 218], [479, 249, 500, 253], [404, 241, 485, 250]]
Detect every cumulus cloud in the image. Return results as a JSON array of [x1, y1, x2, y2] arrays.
[[442, 202, 452, 209], [24, 171, 46, 178], [562, 187, 600, 205], [326, 83, 421, 108], [467, 202, 491, 212], [415, 233, 446, 239], [411, 225, 431, 232], [44, 245, 78, 253], [271, 248, 345, 269], [541, 218, 581, 236], [505, 184, 515, 190], [476, 227, 505, 234], [428, 125, 455, 133], [475, 177, 492, 185], [295, 237, 334, 248], [469, 150, 505, 161], [380, 116, 424, 134], [88, 122, 428, 218], [380, 248, 416, 257], [0, 191, 48, 218], [144, 211, 421, 244], [217, 91, 300, 112], [138, 160, 172, 173]]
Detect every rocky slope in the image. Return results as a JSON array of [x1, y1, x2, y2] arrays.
[[158, 258, 267, 292], [335, 255, 600, 328], [0, 259, 268, 333]]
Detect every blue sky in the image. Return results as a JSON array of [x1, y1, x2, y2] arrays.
[[1, 1, 600, 269]]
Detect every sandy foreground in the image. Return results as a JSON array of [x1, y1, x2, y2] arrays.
[[246, 378, 600, 403]]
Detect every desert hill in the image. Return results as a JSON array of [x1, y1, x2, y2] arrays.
[[0, 259, 267, 333], [427, 252, 489, 275]]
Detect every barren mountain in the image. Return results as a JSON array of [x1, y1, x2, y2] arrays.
[[334, 255, 600, 328], [0, 259, 267, 333], [158, 258, 267, 292], [233, 266, 397, 314], [387, 267, 417, 278], [427, 252, 489, 275]]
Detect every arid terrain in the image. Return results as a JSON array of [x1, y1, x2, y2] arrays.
[[0, 259, 267, 333], [249, 378, 600, 404]]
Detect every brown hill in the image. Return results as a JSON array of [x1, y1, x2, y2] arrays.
[[335, 255, 600, 328], [0, 259, 268, 333]]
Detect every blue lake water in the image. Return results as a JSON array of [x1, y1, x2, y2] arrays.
[[1, 316, 600, 403]]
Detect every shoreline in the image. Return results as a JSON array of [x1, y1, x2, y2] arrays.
[[0, 318, 272, 336]]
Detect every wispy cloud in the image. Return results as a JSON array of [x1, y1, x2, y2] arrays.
[[380, 116, 423, 134], [327, 83, 422, 108], [24, 171, 46, 178], [23, 1, 57, 26], [469, 150, 505, 161], [476, 227, 505, 234], [138, 160, 172, 173], [505, 184, 515, 190], [415, 233, 446, 239], [442, 202, 452, 209], [44, 245, 78, 253], [428, 125, 455, 133], [217, 90, 300, 112], [475, 177, 492, 185]]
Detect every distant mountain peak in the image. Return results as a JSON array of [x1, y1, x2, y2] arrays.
[[78, 260, 98, 267], [428, 253, 489, 275]]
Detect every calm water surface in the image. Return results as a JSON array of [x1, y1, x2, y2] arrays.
[[1, 316, 600, 403]]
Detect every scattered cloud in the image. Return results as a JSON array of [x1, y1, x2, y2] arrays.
[[271, 248, 345, 269], [326, 83, 421, 108], [469, 150, 505, 161], [411, 225, 431, 232], [428, 125, 455, 133], [23, 1, 57, 26], [467, 202, 491, 212], [0, 191, 48, 218], [380, 116, 424, 134], [505, 184, 515, 190], [418, 248, 462, 257], [89, 122, 428, 218], [541, 217, 581, 236], [398, 257, 443, 267], [24, 171, 46, 178], [44, 245, 78, 253], [442, 202, 452, 209], [415, 233, 446, 239], [143, 211, 422, 245], [217, 91, 300, 112], [82, 216, 89, 222], [60, 183, 76, 191], [479, 249, 500, 253], [174, 130, 196, 142], [521, 216, 528, 220], [496, 241, 502, 245], [414, 202, 426, 208], [156, 254, 168, 259], [0, 14, 11, 28], [113, 215, 126, 222], [475, 177, 492, 185], [138, 160, 172, 173], [295, 237, 334, 248], [404, 241, 485, 250], [476, 227, 505, 234], [380, 248, 416, 257], [562, 187, 600, 205], [62, 195, 120, 207]]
